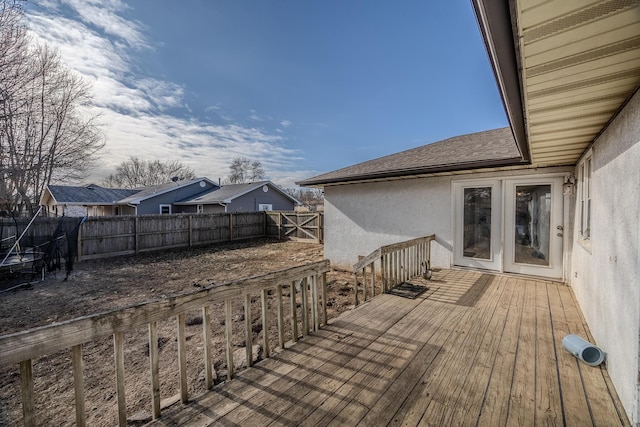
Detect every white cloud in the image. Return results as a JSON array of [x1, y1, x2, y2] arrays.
[[24, 1, 311, 189], [60, 0, 149, 49]]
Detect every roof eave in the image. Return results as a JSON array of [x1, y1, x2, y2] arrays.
[[297, 157, 526, 187], [471, 0, 530, 163]]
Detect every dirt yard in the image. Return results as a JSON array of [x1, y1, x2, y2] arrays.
[[0, 238, 356, 426]]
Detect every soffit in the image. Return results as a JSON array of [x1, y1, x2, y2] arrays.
[[515, 0, 640, 166]]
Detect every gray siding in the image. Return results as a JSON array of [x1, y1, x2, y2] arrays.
[[136, 181, 218, 215], [226, 188, 295, 212]]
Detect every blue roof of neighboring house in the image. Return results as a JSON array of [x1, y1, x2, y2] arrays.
[[117, 177, 217, 205], [177, 181, 299, 205], [46, 185, 139, 205], [44, 178, 295, 208]]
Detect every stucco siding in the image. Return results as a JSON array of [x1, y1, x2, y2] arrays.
[[324, 176, 453, 271], [570, 90, 640, 424]]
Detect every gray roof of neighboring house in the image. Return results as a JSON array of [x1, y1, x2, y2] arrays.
[[177, 181, 299, 205], [297, 127, 524, 186], [117, 177, 217, 205], [46, 185, 139, 205]]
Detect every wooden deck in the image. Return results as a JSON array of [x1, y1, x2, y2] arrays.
[[148, 269, 629, 426]]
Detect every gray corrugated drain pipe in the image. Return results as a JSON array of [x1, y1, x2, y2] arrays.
[[562, 334, 606, 366]]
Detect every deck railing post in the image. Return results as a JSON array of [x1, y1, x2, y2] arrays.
[[113, 332, 127, 427], [353, 272, 359, 306], [277, 285, 285, 349], [321, 272, 328, 326], [261, 289, 270, 358], [290, 280, 298, 342], [370, 263, 375, 298], [72, 344, 86, 427], [225, 300, 234, 379], [202, 307, 214, 389], [362, 267, 367, 302], [312, 275, 319, 332], [244, 295, 253, 367], [301, 277, 309, 337], [177, 313, 188, 403], [149, 321, 161, 418], [20, 359, 35, 427]]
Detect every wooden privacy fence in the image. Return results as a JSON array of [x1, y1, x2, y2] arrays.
[[352, 234, 435, 305], [265, 211, 323, 243], [0, 260, 331, 426], [1, 211, 323, 262], [79, 212, 266, 260]]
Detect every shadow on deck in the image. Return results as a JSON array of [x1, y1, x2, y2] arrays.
[[149, 269, 629, 426]]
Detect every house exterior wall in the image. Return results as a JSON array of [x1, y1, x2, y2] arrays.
[[136, 181, 217, 215], [225, 187, 295, 212], [569, 90, 640, 424], [118, 205, 136, 216], [324, 176, 452, 271], [203, 204, 226, 214], [323, 166, 572, 271], [43, 203, 120, 217], [172, 204, 225, 214]]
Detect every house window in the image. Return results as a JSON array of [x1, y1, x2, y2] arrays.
[[197, 204, 204, 214], [258, 204, 273, 211], [578, 153, 592, 240], [160, 204, 172, 214]]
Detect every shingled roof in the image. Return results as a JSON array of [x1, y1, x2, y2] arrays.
[[117, 177, 217, 205], [46, 185, 139, 205], [176, 181, 299, 205], [297, 127, 524, 186]]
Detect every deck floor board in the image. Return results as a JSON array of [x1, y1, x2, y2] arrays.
[[148, 270, 630, 427]]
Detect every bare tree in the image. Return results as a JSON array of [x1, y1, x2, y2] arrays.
[[103, 157, 196, 188], [227, 157, 265, 184], [1, 0, 104, 215], [282, 187, 324, 210]]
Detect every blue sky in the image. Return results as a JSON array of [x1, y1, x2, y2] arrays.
[[25, 0, 507, 188]]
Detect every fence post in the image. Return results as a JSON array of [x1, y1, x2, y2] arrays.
[[134, 217, 139, 254], [77, 222, 83, 262], [188, 215, 193, 247], [229, 213, 234, 241], [263, 211, 267, 237]]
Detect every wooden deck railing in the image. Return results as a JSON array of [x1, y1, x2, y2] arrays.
[[352, 235, 435, 305], [0, 260, 331, 427]]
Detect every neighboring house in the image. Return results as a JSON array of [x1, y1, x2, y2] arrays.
[[40, 184, 139, 217], [116, 178, 219, 215], [40, 179, 296, 216], [299, 1, 640, 424], [174, 181, 299, 213]]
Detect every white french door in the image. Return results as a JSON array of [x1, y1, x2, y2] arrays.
[[503, 177, 564, 278], [453, 180, 502, 271], [453, 176, 564, 279]]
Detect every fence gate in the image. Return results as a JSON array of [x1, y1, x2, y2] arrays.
[[266, 212, 323, 243]]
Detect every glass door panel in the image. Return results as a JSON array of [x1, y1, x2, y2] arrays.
[[504, 178, 563, 278], [514, 185, 551, 266], [454, 181, 501, 271], [463, 187, 492, 260]]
